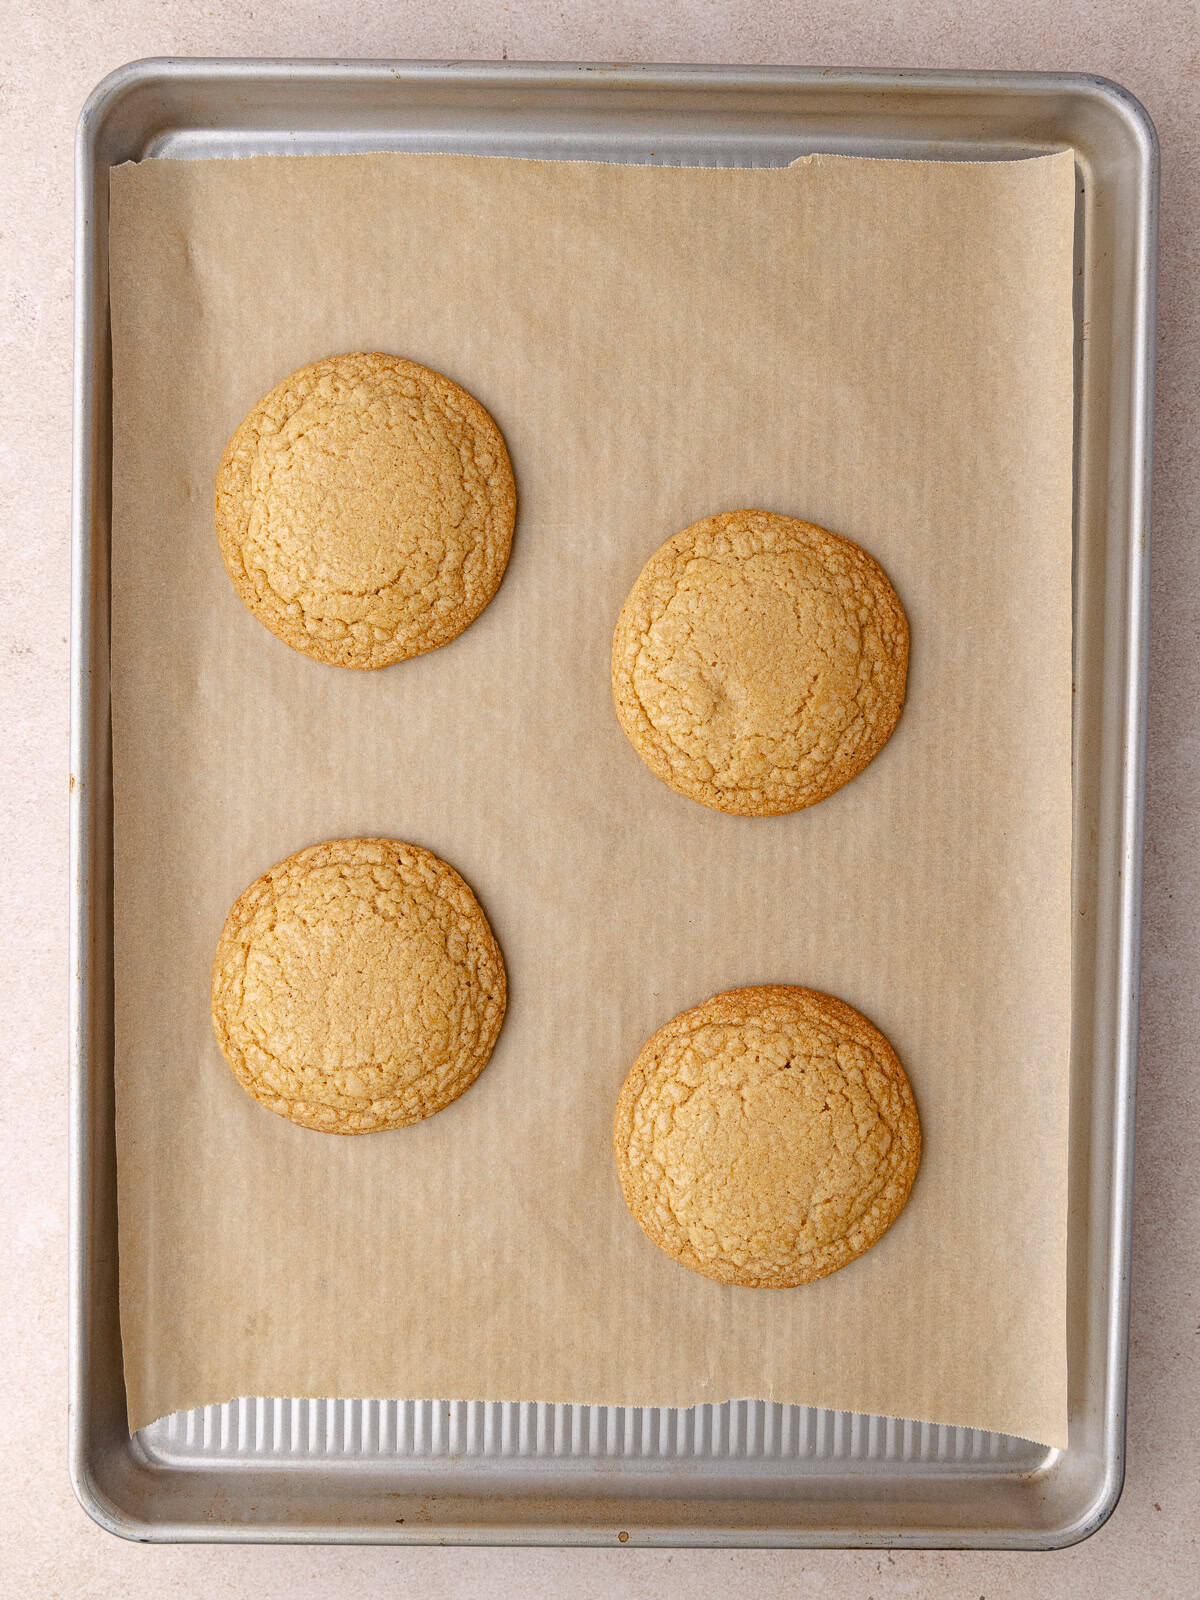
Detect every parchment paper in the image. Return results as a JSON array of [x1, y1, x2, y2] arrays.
[[109, 149, 1075, 1446]]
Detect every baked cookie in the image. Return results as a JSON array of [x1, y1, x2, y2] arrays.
[[215, 353, 516, 668], [210, 838, 506, 1133], [611, 510, 908, 815], [613, 985, 920, 1287]]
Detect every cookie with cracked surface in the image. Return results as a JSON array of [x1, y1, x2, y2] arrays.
[[210, 838, 506, 1134], [611, 510, 908, 815], [613, 985, 920, 1287], [215, 352, 516, 668]]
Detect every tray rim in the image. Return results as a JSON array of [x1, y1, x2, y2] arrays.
[[69, 55, 1157, 1550]]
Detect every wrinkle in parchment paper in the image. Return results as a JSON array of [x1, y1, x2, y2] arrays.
[[109, 149, 1075, 1445]]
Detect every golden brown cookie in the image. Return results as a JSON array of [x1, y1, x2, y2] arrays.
[[611, 510, 908, 815], [210, 838, 506, 1133], [614, 985, 920, 1287], [215, 353, 516, 669]]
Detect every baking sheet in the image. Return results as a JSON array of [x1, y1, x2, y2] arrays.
[[108, 148, 1075, 1447]]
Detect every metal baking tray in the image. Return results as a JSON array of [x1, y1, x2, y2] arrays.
[[69, 59, 1156, 1548]]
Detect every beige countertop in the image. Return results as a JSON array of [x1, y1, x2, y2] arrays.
[[3, 2, 1196, 1594]]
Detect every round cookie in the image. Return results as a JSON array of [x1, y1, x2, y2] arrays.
[[611, 510, 908, 815], [210, 838, 506, 1133], [215, 352, 516, 669], [613, 985, 920, 1287]]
